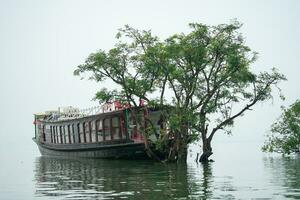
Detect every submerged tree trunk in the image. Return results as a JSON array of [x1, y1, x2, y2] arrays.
[[165, 133, 188, 162], [162, 125, 189, 162], [199, 138, 213, 163], [174, 125, 189, 162]]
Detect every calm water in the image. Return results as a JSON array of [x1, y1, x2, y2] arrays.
[[1, 142, 300, 199]]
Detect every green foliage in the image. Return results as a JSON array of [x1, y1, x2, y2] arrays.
[[74, 20, 286, 161], [263, 101, 300, 154]]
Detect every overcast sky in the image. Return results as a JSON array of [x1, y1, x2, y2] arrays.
[[0, 0, 299, 154]]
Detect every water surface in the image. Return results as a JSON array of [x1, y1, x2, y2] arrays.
[[1, 142, 300, 199], [31, 142, 300, 199]]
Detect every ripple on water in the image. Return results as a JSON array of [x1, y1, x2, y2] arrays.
[[33, 155, 300, 199], [37, 181, 58, 185]]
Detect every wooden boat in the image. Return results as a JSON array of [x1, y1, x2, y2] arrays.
[[33, 102, 161, 159]]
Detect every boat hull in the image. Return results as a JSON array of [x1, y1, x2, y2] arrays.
[[33, 139, 148, 159]]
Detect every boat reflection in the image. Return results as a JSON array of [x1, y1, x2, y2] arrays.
[[34, 157, 191, 199]]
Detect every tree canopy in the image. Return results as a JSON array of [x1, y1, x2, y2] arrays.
[[74, 21, 286, 162], [263, 100, 300, 154]]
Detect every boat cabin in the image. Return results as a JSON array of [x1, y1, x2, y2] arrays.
[[34, 105, 161, 147]]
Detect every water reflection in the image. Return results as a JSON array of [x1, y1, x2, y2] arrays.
[[263, 155, 300, 199], [34, 156, 239, 199], [186, 163, 213, 199], [187, 162, 236, 199], [34, 157, 191, 199], [31, 144, 300, 199]]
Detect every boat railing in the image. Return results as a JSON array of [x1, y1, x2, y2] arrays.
[[41, 101, 146, 122], [45, 105, 106, 122]]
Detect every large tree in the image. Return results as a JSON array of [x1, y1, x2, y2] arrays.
[[74, 21, 286, 162], [263, 100, 300, 154]]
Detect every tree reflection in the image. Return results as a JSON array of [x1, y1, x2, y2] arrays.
[[263, 155, 300, 199], [201, 163, 213, 198], [186, 162, 214, 199]]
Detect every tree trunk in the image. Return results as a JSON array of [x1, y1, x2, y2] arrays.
[[166, 134, 188, 162], [199, 138, 213, 163]]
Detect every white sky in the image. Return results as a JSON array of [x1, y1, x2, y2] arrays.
[[0, 0, 299, 153]]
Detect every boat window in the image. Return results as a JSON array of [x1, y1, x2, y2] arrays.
[[64, 126, 67, 144], [67, 125, 72, 144], [112, 116, 120, 140], [84, 122, 91, 143], [91, 121, 97, 143], [50, 126, 55, 143], [96, 120, 103, 142], [54, 126, 57, 143], [53, 126, 56, 144], [62, 126, 65, 144], [66, 125, 70, 144], [59, 126, 64, 144], [44, 125, 48, 143], [120, 116, 126, 139], [77, 123, 81, 143], [129, 113, 137, 139], [71, 124, 75, 144], [61, 126, 64, 144], [79, 123, 85, 143], [63, 126, 66, 144], [103, 118, 111, 141], [48, 125, 52, 142], [56, 126, 60, 144], [50, 125, 53, 143], [44, 125, 49, 143], [88, 121, 93, 143], [58, 127, 61, 144], [64, 126, 69, 144], [56, 126, 58, 144]]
